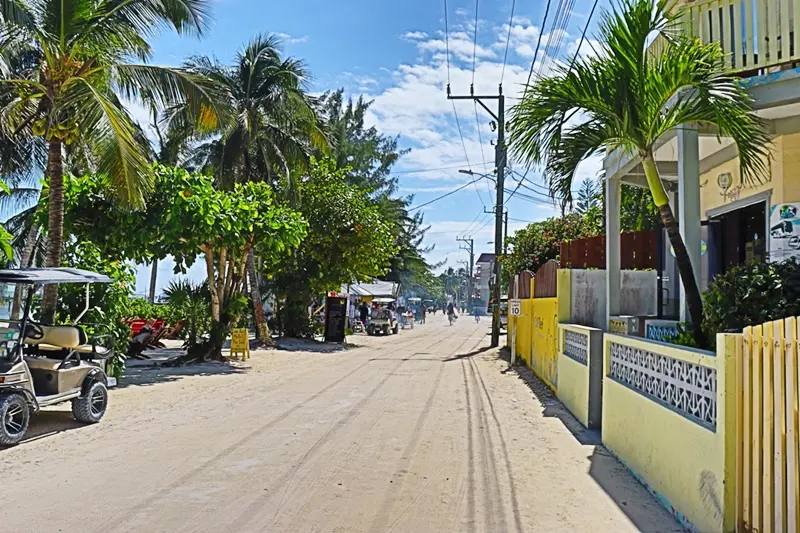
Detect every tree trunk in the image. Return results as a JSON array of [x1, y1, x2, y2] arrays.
[[283, 289, 312, 338], [148, 258, 158, 304], [11, 223, 39, 321], [642, 153, 707, 348], [41, 139, 64, 325], [247, 249, 270, 343]]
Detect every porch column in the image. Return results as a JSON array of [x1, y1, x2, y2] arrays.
[[677, 124, 701, 323], [606, 174, 621, 329]]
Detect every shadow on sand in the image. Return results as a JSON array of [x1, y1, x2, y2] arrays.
[[495, 347, 685, 532]]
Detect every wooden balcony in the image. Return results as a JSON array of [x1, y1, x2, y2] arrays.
[[679, 0, 800, 75]]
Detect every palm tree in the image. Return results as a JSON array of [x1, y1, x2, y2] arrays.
[[172, 34, 328, 341], [0, 0, 221, 323], [508, 0, 771, 347]]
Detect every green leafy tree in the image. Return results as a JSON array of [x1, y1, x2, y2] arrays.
[[504, 213, 601, 279], [508, 0, 770, 347], [55, 240, 136, 378], [318, 90, 433, 290], [0, 0, 220, 324], [269, 159, 398, 337], [174, 34, 327, 341], [58, 166, 306, 359]]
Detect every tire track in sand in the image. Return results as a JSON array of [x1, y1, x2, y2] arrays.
[[102, 330, 443, 533]]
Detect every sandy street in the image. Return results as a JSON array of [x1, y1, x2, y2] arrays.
[[0, 318, 682, 533]]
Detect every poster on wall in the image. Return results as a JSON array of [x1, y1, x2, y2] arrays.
[[769, 203, 800, 261]]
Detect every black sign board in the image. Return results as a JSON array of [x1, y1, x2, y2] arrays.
[[324, 296, 347, 343]]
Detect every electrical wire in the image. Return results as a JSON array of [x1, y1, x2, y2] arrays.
[[500, 0, 517, 85], [567, 0, 600, 70], [472, 0, 479, 85], [392, 162, 493, 175], [524, 0, 552, 96], [444, 0, 451, 84], [407, 175, 487, 212], [474, 101, 493, 201], [451, 100, 485, 208]]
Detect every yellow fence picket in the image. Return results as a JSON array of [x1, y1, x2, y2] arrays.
[[773, 320, 786, 532], [764, 321, 774, 533], [741, 327, 752, 531], [753, 324, 763, 532], [785, 317, 799, 533]]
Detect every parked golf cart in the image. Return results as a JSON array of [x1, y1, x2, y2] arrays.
[[0, 268, 117, 446]]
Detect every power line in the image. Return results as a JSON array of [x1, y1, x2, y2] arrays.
[[444, 0, 451, 84], [567, 0, 600, 71], [524, 0, 552, 96], [407, 175, 487, 212], [393, 162, 493, 175], [451, 100, 485, 207], [500, 0, 517, 85], [474, 102, 492, 201], [471, 0, 479, 85]]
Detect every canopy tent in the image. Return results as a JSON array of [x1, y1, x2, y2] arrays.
[[0, 268, 113, 285]]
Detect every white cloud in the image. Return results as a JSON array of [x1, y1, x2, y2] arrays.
[[401, 31, 429, 41], [275, 32, 309, 45]]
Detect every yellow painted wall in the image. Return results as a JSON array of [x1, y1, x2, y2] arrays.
[[531, 298, 558, 390], [508, 297, 559, 392], [700, 133, 800, 219], [601, 334, 738, 533], [557, 352, 589, 427]]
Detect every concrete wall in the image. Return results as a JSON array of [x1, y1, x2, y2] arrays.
[[557, 324, 603, 429], [566, 269, 657, 329], [508, 296, 559, 392], [601, 333, 738, 533]]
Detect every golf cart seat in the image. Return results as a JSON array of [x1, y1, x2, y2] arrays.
[[24, 325, 112, 359], [23, 356, 64, 371]]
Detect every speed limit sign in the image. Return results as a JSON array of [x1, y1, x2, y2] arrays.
[[510, 299, 522, 316]]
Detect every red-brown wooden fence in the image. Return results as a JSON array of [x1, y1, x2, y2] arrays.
[[515, 270, 534, 299], [559, 230, 658, 270], [533, 260, 559, 298]]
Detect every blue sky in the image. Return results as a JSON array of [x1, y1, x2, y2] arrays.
[[132, 0, 608, 296]]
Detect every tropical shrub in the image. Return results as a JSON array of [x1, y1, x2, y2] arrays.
[[702, 259, 800, 346], [55, 241, 136, 378]]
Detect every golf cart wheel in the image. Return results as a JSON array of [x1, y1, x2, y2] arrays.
[[72, 381, 108, 424], [392, 324, 399, 334], [367, 326, 375, 336], [0, 393, 30, 446], [382, 326, 389, 335]]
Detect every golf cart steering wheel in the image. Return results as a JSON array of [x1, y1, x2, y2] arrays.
[[24, 322, 45, 341]]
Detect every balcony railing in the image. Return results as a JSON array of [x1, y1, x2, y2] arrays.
[[682, 0, 800, 73]]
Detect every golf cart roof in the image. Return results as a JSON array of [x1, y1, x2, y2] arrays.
[[0, 268, 113, 284], [373, 297, 395, 303]]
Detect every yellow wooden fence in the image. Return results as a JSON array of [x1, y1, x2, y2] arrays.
[[739, 317, 800, 533]]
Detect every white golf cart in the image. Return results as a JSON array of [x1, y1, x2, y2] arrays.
[[0, 268, 117, 446]]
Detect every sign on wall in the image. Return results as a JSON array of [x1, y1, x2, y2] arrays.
[[510, 299, 522, 317], [769, 203, 800, 262]]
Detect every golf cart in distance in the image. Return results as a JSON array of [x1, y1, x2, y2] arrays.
[[368, 297, 399, 336], [0, 268, 116, 446]]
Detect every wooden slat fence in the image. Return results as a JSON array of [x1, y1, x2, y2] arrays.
[[560, 230, 658, 270], [739, 317, 800, 532], [533, 260, 559, 298]]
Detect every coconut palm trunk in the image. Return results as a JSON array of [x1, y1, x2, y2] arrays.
[[641, 153, 705, 341], [247, 249, 270, 343], [148, 259, 158, 304], [41, 139, 64, 325], [10, 223, 39, 320]]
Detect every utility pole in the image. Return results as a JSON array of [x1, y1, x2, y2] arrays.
[[449, 83, 506, 347], [457, 237, 474, 312]]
